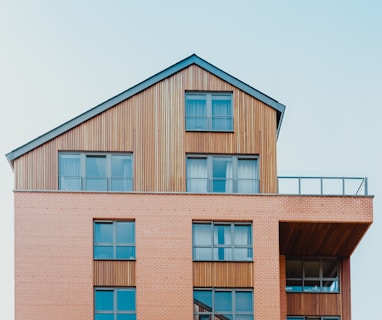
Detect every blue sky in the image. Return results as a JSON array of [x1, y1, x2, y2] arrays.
[[1, 1, 381, 319]]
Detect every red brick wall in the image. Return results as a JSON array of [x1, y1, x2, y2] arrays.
[[14, 192, 373, 319]]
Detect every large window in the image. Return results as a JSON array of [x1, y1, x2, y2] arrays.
[[286, 258, 339, 293], [95, 288, 136, 320], [187, 155, 259, 193], [193, 222, 252, 261], [287, 317, 340, 320], [194, 288, 253, 320], [185, 92, 233, 131], [94, 221, 135, 260], [59, 152, 133, 191]]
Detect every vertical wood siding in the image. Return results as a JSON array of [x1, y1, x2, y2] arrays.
[[13, 65, 278, 192], [193, 262, 253, 287], [93, 260, 135, 286]]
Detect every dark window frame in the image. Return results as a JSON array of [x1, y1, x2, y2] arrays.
[[194, 288, 253, 320], [185, 92, 234, 132], [94, 287, 136, 319], [192, 221, 253, 261], [186, 154, 259, 194], [58, 152, 133, 191], [94, 220, 136, 260], [286, 257, 340, 293]]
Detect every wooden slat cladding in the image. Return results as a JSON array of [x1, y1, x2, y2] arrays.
[[13, 64, 278, 193], [287, 293, 341, 316], [340, 257, 351, 319], [193, 262, 253, 287], [94, 260, 135, 286]]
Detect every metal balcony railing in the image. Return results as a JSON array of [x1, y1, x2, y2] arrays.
[[277, 176, 368, 196]]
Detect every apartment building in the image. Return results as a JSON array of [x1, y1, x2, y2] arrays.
[[6, 54, 373, 320]]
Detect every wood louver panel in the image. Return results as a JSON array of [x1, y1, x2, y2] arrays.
[[93, 260, 135, 286], [193, 262, 253, 287]]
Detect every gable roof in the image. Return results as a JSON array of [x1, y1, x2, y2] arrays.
[[6, 54, 286, 166]]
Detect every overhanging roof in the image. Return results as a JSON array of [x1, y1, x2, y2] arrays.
[[6, 54, 286, 166]]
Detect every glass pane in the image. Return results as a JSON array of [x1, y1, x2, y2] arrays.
[[111, 178, 133, 191], [116, 246, 135, 259], [112, 156, 132, 176], [234, 225, 251, 245], [193, 224, 212, 246], [193, 247, 212, 260], [212, 158, 232, 193], [212, 97, 232, 131], [187, 158, 208, 192], [304, 280, 321, 292], [86, 178, 107, 191], [236, 316, 253, 320], [215, 291, 232, 312], [59, 154, 80, 176], [286, 279, 303, 292], [215, 314, 233, 320], [95, 223, 113, 243], [86, 156, 106, 177], [95, 315, 114, 320], [236, 291, 253, 312], [237, 160, 258, 193], [59, 177, 81, 190], [95, 290, 113, 311], [194, 316, 211, 320], [117, 289, 135, 311], [322, 279, 339, 292], [214, 225, 231, 245], [116, 222, 135, 244], [94, 246, 114, 259], [234, 248, 252, 261], [59, 154, 81, 190], [214, 247, 232, 261], [286, 260, 302, 278], [117, 315, 136, 320], [322, 260, 338, 278], [304, 260, 319, 277], [186, 97, 207, 130], [194, 290, 212, 311]]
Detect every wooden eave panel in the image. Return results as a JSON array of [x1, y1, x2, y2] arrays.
[[279, 222, 371, 257]]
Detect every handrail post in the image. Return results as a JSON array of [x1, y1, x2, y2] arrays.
[[298, 177, 301, 195], [365, 177, 368, 196], [320, 177, 323, 195], [342, 177, 345, 195]]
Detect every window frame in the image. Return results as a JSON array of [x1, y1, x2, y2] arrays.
[[186, 154, 259, 193], [94, 287, 136, 319], [185, 91, 234, 132], [94, 220, 136, 260], [192, 221, 253, 262], [58, 152, 133, 191], [286, 257, 340, 293], [287, 317, 340, 320], [194, 288, 253, 320]]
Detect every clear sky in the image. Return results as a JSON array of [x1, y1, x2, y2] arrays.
[[1, 1, 381, 319]]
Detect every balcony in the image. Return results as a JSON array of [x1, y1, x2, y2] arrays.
[[277, 176, 368, 196]]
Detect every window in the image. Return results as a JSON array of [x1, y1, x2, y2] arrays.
[[59, 152, 133, 191], [193, 222, 252, 261], [187, 155, 259, 193], [286, 258, 339, 293], [194, 289, 253, 320], [95, 288, 136, 320], [94, 221, 135, 260], [287, 317, 340, 320], [185, 92, 233, 131]]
